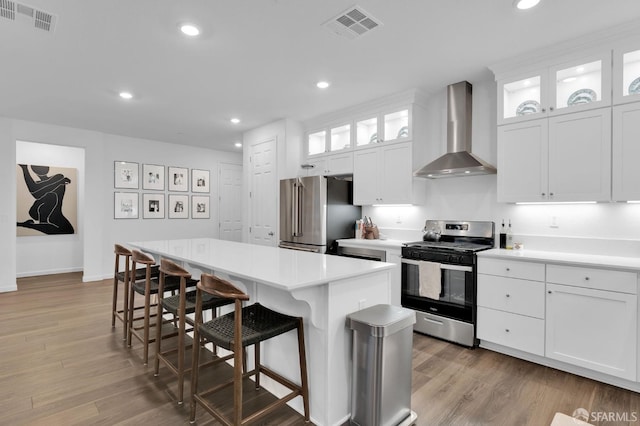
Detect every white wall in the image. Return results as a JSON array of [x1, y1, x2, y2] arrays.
[[16, 141, 85, 277], [363, 75, 640, 254], [0, 117, 242, 291]]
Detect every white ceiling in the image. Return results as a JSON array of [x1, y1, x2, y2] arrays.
[[2, 0, 640, 152]]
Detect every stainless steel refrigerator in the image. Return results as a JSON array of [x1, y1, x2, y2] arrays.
[[279, 176, 361, 254]]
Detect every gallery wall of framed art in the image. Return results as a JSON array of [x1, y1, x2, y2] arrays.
[[113, 161, 211, 220]]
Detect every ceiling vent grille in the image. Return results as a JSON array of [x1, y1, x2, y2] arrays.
[[0, 0, 57, 33], [323, 5, 381, 39]]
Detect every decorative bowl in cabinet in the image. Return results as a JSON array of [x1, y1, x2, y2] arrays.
[[515, 100, 540, 116], [567, 88, 597, 106]]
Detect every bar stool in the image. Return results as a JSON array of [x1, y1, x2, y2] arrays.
[[153, 258, 233, 405], [127, 249, 180, 364], [111, 244, 159, 340], [189, 273, 310, 425]]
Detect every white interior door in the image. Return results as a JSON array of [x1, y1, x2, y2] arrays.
[[218, 163, 242, 242], [249, 138, 277, 246]]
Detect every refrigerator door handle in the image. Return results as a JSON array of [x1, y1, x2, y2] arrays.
[[292, 180, 302, 237]]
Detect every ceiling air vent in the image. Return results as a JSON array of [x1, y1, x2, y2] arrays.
[[0, 0, 57, 33], [323, 5, 381, 39]]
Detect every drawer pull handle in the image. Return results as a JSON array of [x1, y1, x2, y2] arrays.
[[423, 317, 444, 326], [505, 294, 510, 298], [548, 290, 552, 294], [505, 329, 510, 333], [585, 276, 590, 281], [506, 268, 510, 272]]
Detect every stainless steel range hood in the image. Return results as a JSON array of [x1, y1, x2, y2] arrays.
[[414, 81, 496, 179]]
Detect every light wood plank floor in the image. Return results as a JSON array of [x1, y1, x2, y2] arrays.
[[1, 273, 640, 425]]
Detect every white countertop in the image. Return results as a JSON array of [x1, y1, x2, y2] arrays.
[[479, 248, 640, 272], [128, 238, 395, 291], [336, 238, 407, 250]]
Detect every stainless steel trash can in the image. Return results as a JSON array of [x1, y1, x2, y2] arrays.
[[347, 304, 417, 426]]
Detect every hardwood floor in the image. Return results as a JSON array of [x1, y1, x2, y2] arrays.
[[1, 273, 639, 425]]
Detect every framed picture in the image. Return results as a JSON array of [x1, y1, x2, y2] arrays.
[[191, 169, 210, 193], [142, 164, 165, 190], [142, 193, 165, 219], [192, 195, 210, 219], [114, 192, 139, 219], [114, 161, 139, 189], [168, 194, 189, 219], [168, 166, 188, 192]]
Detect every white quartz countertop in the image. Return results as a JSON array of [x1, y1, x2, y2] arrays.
[[479, 248, 640, 272], [128, 238, 395, 291], [336, 238, 407, 250]]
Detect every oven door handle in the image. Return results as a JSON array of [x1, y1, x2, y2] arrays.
[[401, 258, 473, 272]]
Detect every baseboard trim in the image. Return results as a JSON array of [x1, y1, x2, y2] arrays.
[[82, 273, 111, 283], [16, 267, 83, 278], [0, 283, 17, 293]]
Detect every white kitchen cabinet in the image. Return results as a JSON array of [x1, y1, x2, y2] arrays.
[[613, 43, 640, 105], [306, 122, 352, 157], [477, 258, 546, 356], [497, 52, 611, 125], [497, 108, 611, 203], [353, 142, 413, 205], [301, 152, 353, 176], [355, 107, 411, 148], [546, 282, 637, 381], [612, 102, 640, 201]]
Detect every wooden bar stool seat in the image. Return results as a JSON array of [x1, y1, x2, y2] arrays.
[[111, 244, 159, 340], [189, 273, 310, 425], [127, 249, 182, 365], [154, 258, 233, 405]]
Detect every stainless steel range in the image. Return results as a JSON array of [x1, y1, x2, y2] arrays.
[[401, 220, 495, 347]]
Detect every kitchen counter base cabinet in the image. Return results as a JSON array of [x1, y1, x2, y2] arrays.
[[477, 307, 544, 356], [546, 283, 637, 381], [129, 238, 395, 426], [477, 252, 640, 393]]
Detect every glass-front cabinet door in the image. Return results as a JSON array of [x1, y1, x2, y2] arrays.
[[613, 44, 640, 105], [356, 117, 378, 146], [549, 53, 611, 115], [498, 72, 546, 125], [329, 123, 351, 152], [383, 109, 410, 143], [307, 130, 327, 156]]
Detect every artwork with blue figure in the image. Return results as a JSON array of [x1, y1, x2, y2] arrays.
[[16, 164, 77, 236]]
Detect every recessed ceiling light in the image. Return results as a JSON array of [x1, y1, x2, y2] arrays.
[[234, 142, 242, 148], [119, 91, 133, 100], [230, 118, 241, 124], [514, 0, 541, 10], [316, 81, 330, 89], [180, 24, 200, 36]]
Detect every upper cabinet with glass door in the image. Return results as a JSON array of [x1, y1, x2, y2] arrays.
[[497, 52, 611, 125], [306, 123, 352, 157], [613, 43, 640, 105], [355, 107, 411, 147]]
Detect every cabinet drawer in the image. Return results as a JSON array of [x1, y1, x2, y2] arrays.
[[477, 307, 545, 356], [478, 258, 545, 281], [477, 275, 545, 319], [546, 264, 637, 294]]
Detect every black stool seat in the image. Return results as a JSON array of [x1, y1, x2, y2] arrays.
[[162, 291, 231, 316], [132, 275, 185, 295], [117, 265, 159, 283], [200, 303, 299, 349]]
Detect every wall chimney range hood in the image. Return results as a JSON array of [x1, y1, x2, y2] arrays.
[[414, 81, 496, 179]]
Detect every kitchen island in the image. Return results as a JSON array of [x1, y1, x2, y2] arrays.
[[128, 238, 395, 426]]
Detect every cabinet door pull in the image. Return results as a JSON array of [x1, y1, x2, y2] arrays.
[[549, 106, 554, 111], [506, 267, 510, 272], [541, 192, 546, 197], [541, 108, 546, 113], [585, 276, 590, 281], [548, 290, 552, 294], [505, 329, 510, 333], [550, 192, 554, 197], [505, 293, 510, 298]]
